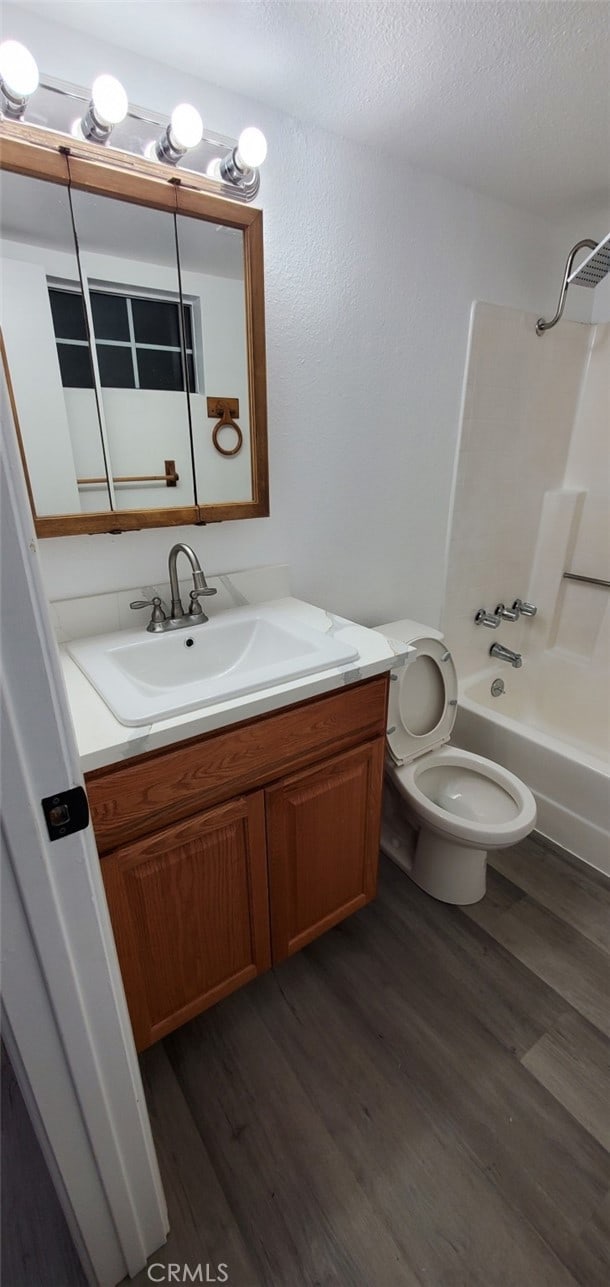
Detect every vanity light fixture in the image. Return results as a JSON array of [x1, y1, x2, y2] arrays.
[[220, 126, 268, 199], [76, 74, 129, 142], [2, 66, 268, 201], [0, 39, 39, 118], [154, 102, 204, 164]]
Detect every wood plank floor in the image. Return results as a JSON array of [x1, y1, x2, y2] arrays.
[[132, 834, 610, 1287]]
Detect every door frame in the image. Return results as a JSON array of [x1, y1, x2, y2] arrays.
[[1, 359, 168, 1283]]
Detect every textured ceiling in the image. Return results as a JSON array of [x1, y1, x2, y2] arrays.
[[15, 0, 610, 218]]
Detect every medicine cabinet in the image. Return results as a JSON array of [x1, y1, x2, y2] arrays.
[[0, 122, 268, 534]]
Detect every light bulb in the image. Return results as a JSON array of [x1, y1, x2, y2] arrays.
[[90, 74, 128, 127], [169, 103, 203, 152], [206, 157, 222, 180], [218, 127, 265, 197], [235, 126, 267, 170], [0, 39, 39, 105]]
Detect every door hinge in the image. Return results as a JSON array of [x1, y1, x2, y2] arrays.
[[41, 786, 90, 842]]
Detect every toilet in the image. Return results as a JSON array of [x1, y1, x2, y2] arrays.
[[374, 619, 536, 905]]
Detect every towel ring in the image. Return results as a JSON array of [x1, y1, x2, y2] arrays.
[[207, 397, 243, 457]]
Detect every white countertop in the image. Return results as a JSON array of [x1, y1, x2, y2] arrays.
[[60, 597, 412, 773]]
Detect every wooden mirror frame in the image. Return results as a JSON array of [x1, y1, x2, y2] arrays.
[[0, 120, 269, 536]]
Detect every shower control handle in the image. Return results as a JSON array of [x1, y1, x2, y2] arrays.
[[496, 603, 520, 622], [474, 609, 501, 628], [512, 599, 537, 617]]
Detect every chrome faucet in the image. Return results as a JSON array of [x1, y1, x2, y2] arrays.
[[130, 543, 217, 633], [490, 642, 523, 668], [168, 542, 217, 623]]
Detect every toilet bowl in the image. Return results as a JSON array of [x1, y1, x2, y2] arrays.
[[374, 619, 536, 904]]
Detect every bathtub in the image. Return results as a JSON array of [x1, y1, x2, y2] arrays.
[[454, 653, 610, 876]]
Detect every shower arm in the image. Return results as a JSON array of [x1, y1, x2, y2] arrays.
[[536, 239, 597, 335]]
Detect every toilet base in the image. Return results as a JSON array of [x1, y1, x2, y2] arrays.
[[411, 827, 487, 905]]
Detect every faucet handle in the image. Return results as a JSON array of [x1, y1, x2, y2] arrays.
[[496, 602, 520, 622], [512, 599, 537, 617], [130, 596, 168, 624], [475, 609, 501, 628], [188, 587, 217, 617]]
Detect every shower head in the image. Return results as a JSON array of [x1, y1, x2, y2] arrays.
[[567, 233, 610, 287], [536, 232, 610, 335]]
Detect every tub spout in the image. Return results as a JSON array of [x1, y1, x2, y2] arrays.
[[490, 642, 523, 668]]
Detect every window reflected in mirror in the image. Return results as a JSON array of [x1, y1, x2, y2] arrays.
[[67, 189, 196, 512]]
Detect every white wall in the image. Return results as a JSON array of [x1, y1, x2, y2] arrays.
[[4, 3, 594, 625]]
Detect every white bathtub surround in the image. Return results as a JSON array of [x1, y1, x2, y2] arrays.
[[443, 301, 591, 676], [444, 305, 609, 678], [526, 489, 586, 652], [443, 303, 609, 871], [526, 325, 610, 666], [456, 662, 609, 876], [557, 322, 610, 662]]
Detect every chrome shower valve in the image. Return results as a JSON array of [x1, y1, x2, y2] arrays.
[[474, 609, 501, 628], [495, 603, 520, 622]]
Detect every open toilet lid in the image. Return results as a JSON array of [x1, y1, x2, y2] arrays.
[[387, 636, 458, 764]]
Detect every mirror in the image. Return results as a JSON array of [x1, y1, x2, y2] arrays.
[[68, 188, 196, 513], [175, 212, 252, 504], [0, 170, 112, 516], [0, 130, 268, 535]]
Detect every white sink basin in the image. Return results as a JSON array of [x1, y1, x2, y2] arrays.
[[67, 602, 359, 726]]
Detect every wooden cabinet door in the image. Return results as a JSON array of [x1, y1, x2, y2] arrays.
[[101, 794, 270, 1051], [266, 738, 385, 963]]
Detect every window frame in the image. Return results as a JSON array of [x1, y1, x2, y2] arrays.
[[48, 280, 199, 394]]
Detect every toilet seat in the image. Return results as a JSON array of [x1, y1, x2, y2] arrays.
[[388, 746, 537, 848], [387, 636, 458, 765]]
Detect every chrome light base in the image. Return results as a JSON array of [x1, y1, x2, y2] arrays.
[[78, 106, 114, 143], [219, 148, 261, 201], [154, 126, 186, 165], [0, 88, 29, 119]]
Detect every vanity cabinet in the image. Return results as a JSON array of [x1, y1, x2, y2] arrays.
[[267, 741, 384, 962], [101, 796, 270, 1051], [86, 676, 388, 1050]]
